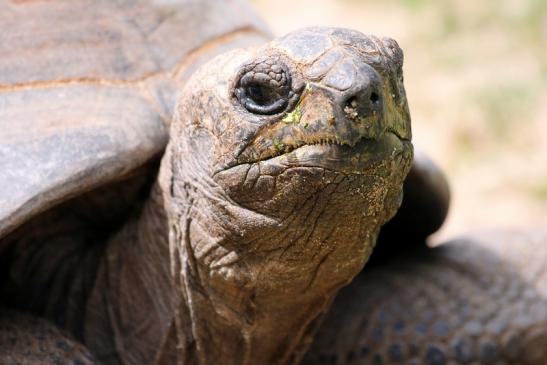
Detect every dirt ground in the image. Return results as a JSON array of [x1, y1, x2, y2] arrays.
[[252, 0, 547, 242]]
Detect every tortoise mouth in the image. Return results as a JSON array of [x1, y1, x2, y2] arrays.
[[238, 134, 360, 164], [219, 132, 411, 175]]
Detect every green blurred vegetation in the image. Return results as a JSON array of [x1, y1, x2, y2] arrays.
[[394, 0, 544, 160]]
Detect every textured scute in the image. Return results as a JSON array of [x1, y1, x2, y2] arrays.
[[0, 85, 168, 238], [0, 0, 266, 84], [0, 0, 268, 239], [0, 309, 98, 364], [304, 230, 547, 365]]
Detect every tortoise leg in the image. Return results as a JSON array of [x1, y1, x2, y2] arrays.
[[0, 309, 98, 365], [304, 230, 547, 365]]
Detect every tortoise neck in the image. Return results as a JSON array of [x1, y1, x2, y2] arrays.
[[163, 195, 336, 365], [167, 221, 335, 365], [90, 179, 330, 365], [86, 182, 176, 365]]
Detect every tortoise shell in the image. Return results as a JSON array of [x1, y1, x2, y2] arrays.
[[0, 0, 269, 238]]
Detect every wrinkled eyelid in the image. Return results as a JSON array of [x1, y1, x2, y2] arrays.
[[233, 59, 295, 115]]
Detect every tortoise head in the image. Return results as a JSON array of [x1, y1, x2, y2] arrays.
[[162, 27, 412, 305]]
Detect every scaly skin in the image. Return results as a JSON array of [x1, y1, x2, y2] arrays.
[[0, 310, 98, 364], [303, 230, 547, 365]]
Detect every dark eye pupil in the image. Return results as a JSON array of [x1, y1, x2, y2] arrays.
[[235, 61, 294, 115], [247, 84, 273, 105]]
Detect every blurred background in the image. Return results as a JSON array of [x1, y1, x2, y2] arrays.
[[252, 0, 547, 242]]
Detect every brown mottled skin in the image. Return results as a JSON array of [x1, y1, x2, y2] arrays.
[[0, 1, 546, 365]]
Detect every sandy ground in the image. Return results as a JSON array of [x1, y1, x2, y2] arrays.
[[252, 0, 547, 242]]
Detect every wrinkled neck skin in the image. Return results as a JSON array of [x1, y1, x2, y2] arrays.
[[89, 98, 410, 365], [85, 184, 175, 365], [160, 159, 376, 365], [88, 169, 392, 365], [148, 108, 408, 364]]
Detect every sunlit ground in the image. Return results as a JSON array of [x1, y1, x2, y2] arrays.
[[252, 0, 547, 241]]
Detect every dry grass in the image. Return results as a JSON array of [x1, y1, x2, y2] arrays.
[[252, 0, 547, 241]]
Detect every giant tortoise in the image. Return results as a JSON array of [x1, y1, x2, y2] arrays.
[[1, 1, 546, 364]]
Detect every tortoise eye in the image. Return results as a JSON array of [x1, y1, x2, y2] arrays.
[[235, 60, 292, 115], [247, 84, 274, 105]]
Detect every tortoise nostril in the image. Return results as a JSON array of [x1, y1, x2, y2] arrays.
[[345, 96, 359, 109], [343, 90, 382, 118], [370, 92, 379, 104]]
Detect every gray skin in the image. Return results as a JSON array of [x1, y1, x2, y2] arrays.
[[1, 3, 546, 365]]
